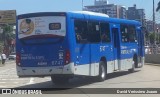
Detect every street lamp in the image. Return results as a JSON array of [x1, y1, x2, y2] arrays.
[[82, 0, 84, 10]]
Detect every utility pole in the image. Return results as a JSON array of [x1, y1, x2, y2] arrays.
[[82, 0, 84, 10], [153, 0, 156, 45]]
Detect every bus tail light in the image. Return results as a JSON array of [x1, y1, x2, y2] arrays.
[[64, 50, 70, 65], [16, 53, 21, 66]]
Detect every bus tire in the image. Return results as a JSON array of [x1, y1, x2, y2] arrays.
[[128, 58, 136, 73], [51, 75, 69, 85], [98, 61, 106, 82]]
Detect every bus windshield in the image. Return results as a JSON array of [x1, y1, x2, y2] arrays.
[[18, 16, 66, 44]]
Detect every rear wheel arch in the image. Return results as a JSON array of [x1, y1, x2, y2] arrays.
[[100, 56, 107, 71], [133, 53, 138, 68], [97, 56, 107, 82]]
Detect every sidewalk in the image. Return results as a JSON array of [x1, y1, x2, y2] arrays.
[[0, 60, 15, 67]]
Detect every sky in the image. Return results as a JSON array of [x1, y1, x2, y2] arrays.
[[0, 0, 160, 22]]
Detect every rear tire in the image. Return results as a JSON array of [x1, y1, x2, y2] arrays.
[[51, 75, 69, 85], [98, 61, 106, 82], [128, 59, 136, 73]]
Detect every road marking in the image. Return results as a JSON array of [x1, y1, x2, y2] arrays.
[[0, 86, 7, 88], [13, 82, 19, 84], [0, 81, 19, 84], [27, 78, 34, 84], [0, 79, 25, 81], [0, 82, 6, 83], [0, 68, 15, 73]]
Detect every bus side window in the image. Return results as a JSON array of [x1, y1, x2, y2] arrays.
[[121, 24, 137, 43], [128, 25, 137, 42], [100, 22, 111, 43], [74, 20, 88, 43], [88, 21, 101, 43], [121, 24, 129, 42]]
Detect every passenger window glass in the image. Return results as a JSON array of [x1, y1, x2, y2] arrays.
[[74, 20, 88, 43], [121, 25, 128, 42], [100, 23, 111, 43], [88, 21, 101, 43], [128, 25, 137, 42], [121, 24, 137, 43]]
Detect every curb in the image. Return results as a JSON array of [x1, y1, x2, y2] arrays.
[[145, 63, 160, 67]]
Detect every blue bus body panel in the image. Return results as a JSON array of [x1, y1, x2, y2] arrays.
[[16, 12, 144, 68], [16, 12, 69, 67]]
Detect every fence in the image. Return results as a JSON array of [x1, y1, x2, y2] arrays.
[[145, 54, 160, 64]]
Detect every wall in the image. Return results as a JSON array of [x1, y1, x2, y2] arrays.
[[145, 54, 160, 64]]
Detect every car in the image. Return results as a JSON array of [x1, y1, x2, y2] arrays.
[[0, 55, 1, 61], [145, 46, 151, 54], [8, 52, 16, 60]]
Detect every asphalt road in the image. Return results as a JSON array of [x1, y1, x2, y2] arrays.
[[0, 61, 160, 97]]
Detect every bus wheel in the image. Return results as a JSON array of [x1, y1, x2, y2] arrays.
[[128, 59, 136, 73], [51, 75, 69, 85], [98, 61, 106, 82]]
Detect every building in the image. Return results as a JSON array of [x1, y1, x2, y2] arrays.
[[146, 20, 154, 32], [84, 0, 127, 19], [127, 4, 146, 26]]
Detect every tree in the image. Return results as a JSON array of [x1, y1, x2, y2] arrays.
[[149, 33, 155, 44], [1, 25, 15, 55], [148, 32, 160, 44]]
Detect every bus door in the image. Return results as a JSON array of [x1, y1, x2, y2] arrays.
[[137, 28, 144, 67], [111, 27, 120, 70]]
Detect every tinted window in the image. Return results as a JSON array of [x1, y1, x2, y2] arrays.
[[74, 20, 111, 44], [88, 21, 101, 43], [121, 24, 137, 42], [100, 23, 111, 43], [74, 20, 88, 43], [121, 24, 128, 42], [128, 25, 137, 42]]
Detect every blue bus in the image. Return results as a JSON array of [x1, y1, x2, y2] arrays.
[[16, 11, 144, 84]]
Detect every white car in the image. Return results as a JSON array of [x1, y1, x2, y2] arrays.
[[8, 52, 16, 60], [145, 46, 151, 54], [0, 55, 1, 61]]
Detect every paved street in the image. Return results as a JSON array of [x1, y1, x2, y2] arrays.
[[0, 61, 160, 97], [0, 60, 51, 88]]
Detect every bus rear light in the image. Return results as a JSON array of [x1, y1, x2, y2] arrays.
[[64, 50, 70, 65], [16, 53, 21, 65]]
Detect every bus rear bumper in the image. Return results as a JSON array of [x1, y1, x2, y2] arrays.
[[16, 63, 75, 77]]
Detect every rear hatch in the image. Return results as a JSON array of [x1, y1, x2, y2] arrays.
[[17, 12, 67, 67]]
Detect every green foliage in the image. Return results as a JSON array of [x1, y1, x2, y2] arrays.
[[148, 32, 160, 44], [0, 25, 15, 54], [1, 25, 15, 46]]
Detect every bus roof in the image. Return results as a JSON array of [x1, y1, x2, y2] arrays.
[[17, 11, 141, 26], [67, 11, 141, 26], [70, 11, 109, 18]]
